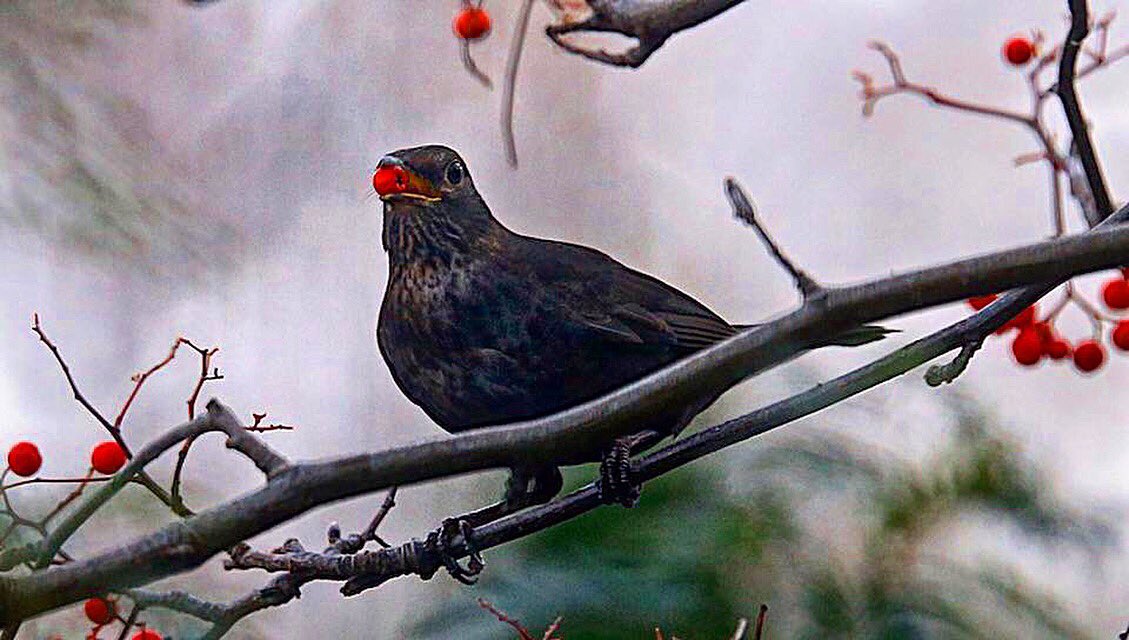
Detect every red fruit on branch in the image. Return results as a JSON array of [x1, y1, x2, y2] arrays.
[[1045, 338, 1072, 360], [967, 294, 998, 310], [1072, 340, 1105, 372], [453, 6, 492, 40], [7, 441, 42, 477], [994, 304, 1036, 334], [1101, 277, 1129, 310], [131, 629, 162, 640], [1011, 327, 1043, 366], [1002, 36, 1036, 65], [84, 598, 115, 625], [91, 441, 127, 475], [1112, 320, 1129, 351]]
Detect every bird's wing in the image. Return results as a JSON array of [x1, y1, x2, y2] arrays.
[[523, 238, 739, 352]]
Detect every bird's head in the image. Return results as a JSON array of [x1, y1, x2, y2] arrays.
[[372, 145, 498, 260], [373, 145, 476, 207]]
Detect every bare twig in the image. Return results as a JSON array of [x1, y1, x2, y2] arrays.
[[31, 314, 190, 517], [924, 338, 984, 386], [245, 413, 296, 433], [855, 42, 1033, 125], [113, 605, 140, 640], [725, 177, 823, 298], [501, 0, 535, 167], [753, 604, 768, 640], [460, 40, 493, 88], [541, 616, 563, 640], [1058, 0, 1116, 219], [478, 598, 536, 640], [114, 339, 184, 428]]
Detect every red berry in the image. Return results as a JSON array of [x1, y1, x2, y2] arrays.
[[7, 442, 42, 477], [372, 165, 409, 196], [84, 598, 115, 625], [131, 629, 162, 640], [1002, 36, 1036, 65], [1101, 278, 1129, 310], [1011, 327, 1043, 366], [967, 294, 998, 311], [1046, 338, 1072, 360], [91, 441, 127, 475], [1112, 321, 1129, 351], [1072, 340, 1105, 372], [453, 6, 491, 40], [995, 305, 1037, 334]]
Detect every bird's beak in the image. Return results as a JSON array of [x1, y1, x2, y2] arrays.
[[373, 156, 442, 202]]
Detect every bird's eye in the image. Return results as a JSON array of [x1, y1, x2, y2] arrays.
[[445, 161, 464, 185]]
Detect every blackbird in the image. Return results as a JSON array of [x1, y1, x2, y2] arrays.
[[374, 145, 888, 514]]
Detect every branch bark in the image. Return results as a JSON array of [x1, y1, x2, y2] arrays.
[[3, 206, 1129, 624], [545, 0, 748, 67], [1058, 0, 1116, 218]]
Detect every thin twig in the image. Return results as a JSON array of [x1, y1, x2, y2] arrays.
[[31, 314, 190, 517], [169, 341, 222, 511], [541, 616, 563, 640], [1058, 0, 1116, 218], [855, 42, 1033, 125], [460, 40, 493, 88], [724, 177, 823, 298], [501, 0, 535, 167], [114, 605, 140, 640], [923, 338, 984, 386], [114, 338, 185, 428], [731, 617, 749, 640], [753, 604, 768, 640], [478, 598, 536, 640]]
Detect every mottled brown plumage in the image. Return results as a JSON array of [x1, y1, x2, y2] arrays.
[[374, 145, 886, 507]]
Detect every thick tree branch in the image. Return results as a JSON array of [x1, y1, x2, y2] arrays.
[[3, 203, 1129, 623]]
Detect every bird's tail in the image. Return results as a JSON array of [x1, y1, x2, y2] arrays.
[[817, 324, 896, 347], [734, 324, 895, 348]]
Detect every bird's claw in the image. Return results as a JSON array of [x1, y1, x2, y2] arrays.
[[597, 436, 641, 507], [436, 518, 484, 584]]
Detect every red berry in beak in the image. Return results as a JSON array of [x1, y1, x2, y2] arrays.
[[373, 165, 410, 196]]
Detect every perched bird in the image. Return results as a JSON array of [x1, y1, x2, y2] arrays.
[[374, 145, 887, 514]]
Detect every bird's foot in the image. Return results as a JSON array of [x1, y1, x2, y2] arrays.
[[597, 435, 641, 507], [434, 518, 484, 585]]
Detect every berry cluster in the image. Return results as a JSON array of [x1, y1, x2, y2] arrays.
[[856, 19, 1127, 377], [970, 268, 1129, 373], [82, 597, 160, 640]]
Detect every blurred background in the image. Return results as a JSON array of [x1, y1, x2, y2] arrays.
[[2, 0, 1128, 637]]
